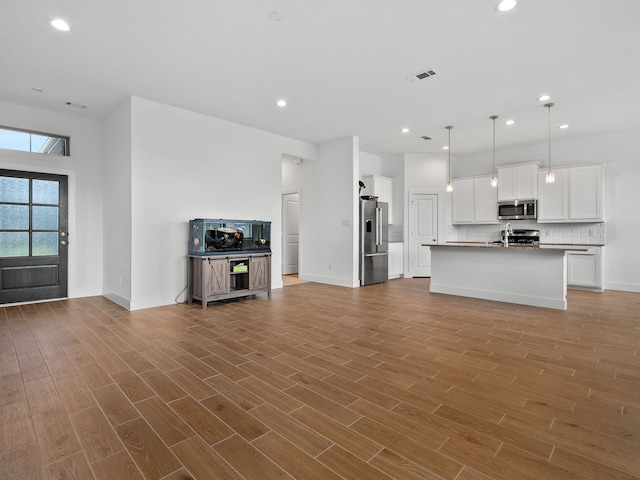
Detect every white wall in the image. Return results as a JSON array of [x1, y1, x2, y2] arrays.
[[457, 130, 640, 292], [107, 96, 316, 310], [103, 98, 132, 306], [0, 101, 104, 299], [300, 137, 360, 287], [382, 154, 405, 227], [359, 151, 383, 177]]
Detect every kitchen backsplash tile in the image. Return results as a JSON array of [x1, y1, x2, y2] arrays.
[[453, 222, 606, 245]]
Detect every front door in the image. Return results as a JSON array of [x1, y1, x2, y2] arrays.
[[408, 193, 438, 277], [0, 169, 68, 304]]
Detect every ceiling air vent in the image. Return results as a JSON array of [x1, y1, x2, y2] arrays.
[[408, 69, 437, 82], [65, 101, 87, 109]]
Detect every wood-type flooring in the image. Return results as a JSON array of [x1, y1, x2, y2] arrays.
[[1, 278, 639, 479]]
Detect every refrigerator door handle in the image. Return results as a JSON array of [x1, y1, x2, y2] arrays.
[[364, 252, 388, 257], [375, 207, 381, 246]]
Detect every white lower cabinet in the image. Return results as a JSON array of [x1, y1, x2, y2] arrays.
[[388, 243, 403, 279], [567, 247, 603, 291]]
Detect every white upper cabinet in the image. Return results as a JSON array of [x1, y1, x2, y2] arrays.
[[452, 176, 498, 224], [537, 168, 569, 221], [361, 175, 393, 224], [569, 165, 604, 221], [497, 164, 538, 201], [452, 178, 474, 223], [537, 164, 603, 223]]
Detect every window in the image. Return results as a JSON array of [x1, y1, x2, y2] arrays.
[[0, 126, 70, 156]]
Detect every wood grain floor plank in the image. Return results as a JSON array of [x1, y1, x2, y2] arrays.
[[169, 396, 234, 445], [32, 406, 82, 464], [171, 435, 244, 480], [317, 444, 395, 480], [0, 402, 35, 452], [111, 369, 155, 403], [253, 430, 344, 480], [91, 450, 145, 480], [68, 406, 123, 463], [165, 367, 217, 401], [134, 397, 194, 446], [213, 435, 291, 480], [114, 417, 181, 480], [92, 383, 140, 427], [250, 402, 332, 456], [290, 405, 383, 461], [24, 376, 62, 415], [138, 369, 188, 403], [42, 451, 94, 480], [201, 394, 269, 442]]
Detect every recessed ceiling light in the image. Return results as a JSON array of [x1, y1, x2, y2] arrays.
[[442, 146, 449, 150], [276, 99, 287, 108], [28, 86, 46, 93], [496, 0, 517, 12], [559, 124, 569, 129], [538, 94, 551, 101], [505, 119, 515, 125], [401, 128, 410, 134], [50, 18, 71, 32], [268, 11, 283, 22]]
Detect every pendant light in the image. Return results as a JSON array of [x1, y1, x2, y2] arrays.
[[490, 115, 499, 187], [445, 125, 453, 192], [544, 102, 555, 183]]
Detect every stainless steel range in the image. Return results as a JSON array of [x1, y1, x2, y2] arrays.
[[500, 228, 540, 246]]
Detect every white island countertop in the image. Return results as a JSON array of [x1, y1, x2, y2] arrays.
[[428, 243, 582, 310]]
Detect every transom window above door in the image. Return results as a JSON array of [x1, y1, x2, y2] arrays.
[[0, 126, 69, 156]]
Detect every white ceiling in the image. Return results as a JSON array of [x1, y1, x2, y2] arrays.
[[1, 0, 639, 157]]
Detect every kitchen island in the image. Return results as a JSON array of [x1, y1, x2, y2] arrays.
[[429, 243, 589, 310]]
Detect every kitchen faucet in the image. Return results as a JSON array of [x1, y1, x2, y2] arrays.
[[504, 222, 513, 247]]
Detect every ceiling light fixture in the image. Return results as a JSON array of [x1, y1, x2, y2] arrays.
[[490, 115, 499, 187], [50, 18, 71, 32], [545, 103, 555, 184], [538, 94, 551, 102], [442, 146, 449, 150], [28, 86, 46, 93], [276, 99, 287, 108], [445, 125, 453, 192], [401, 128, 410, 134], [559, 124, 569, 129], [505, 119, 515, 126], [496, 0, 517, 12]]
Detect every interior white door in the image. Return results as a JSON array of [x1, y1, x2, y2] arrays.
[[282, 192, 300, 275], [408, 193, 438, 277]]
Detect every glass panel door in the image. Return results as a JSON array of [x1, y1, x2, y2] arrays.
[[0, 169, 68, 304]]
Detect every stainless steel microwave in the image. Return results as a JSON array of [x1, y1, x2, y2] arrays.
[[498, 200, 537, 220]]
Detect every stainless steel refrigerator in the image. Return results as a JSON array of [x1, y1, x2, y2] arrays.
[[360, 198, 388, 286]]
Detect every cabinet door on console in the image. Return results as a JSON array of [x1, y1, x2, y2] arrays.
[[249, 256, 269, 290], [206, 258, 230, 295]]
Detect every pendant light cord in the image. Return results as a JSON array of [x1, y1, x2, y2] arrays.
[[545, 103, 554, 173]]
